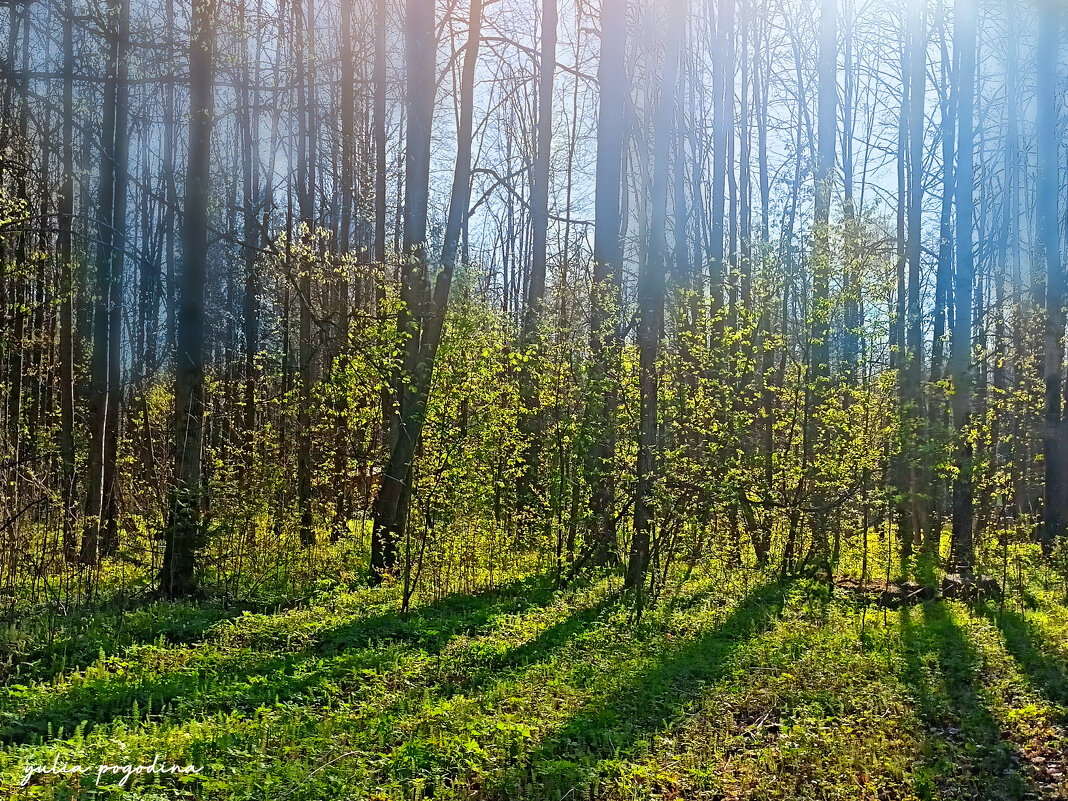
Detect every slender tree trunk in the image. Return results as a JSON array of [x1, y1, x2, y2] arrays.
[[925, 5, 955, 555], [296, 0, 316, 548], [333, 0, 355, 540], [371, 0, 478, 579], [1039, 0, 1065, 554], [948, 0, 976, 571], [518, 0, 558, 530], [903, 0, 927, 555], [709, 0, 731, 317], [840, 0, 859, 381], [102, 4, 130, 558], [807, 0, 835, 562], [523, 0, 557, 338], [373, 0, 391, 470], [239, 0, 260, 474], [59, 0, 76, 557], [931, 12, 954, 385], [82, 0, 127, 564]]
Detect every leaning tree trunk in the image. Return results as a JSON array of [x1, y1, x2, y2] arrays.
[[371, 0, 483, 579]]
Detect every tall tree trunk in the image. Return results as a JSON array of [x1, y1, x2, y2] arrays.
[[840, 0, 859, 381], [1039, 0, 1065, 554], [586, 0, 626, 568], [333, 0, 355, 540], [523, 0, 557, 338], [59, 0, 76, 557], [373, 0, 391, 475], [709, 0, 731, 318], [903, 0, 927, 555], [82, 0, 128, 564], [239, 0, 260, 474], [925, 5, 955, 555], [371, 0, 479, 579], [627, 0, 683, 596], [948, 0, 976, 571], [518, 0, 558, 530], [296, 0, 316, 548], [807, 0, 835, 562], [102, 5, 130, 559], [160, 0, 215, 598], [931, 7, 954, 386]]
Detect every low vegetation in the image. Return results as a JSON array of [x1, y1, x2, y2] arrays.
[[4, 548, 1068, 800]]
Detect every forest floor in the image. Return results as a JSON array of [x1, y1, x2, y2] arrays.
[[2, 564, 1068, 800]]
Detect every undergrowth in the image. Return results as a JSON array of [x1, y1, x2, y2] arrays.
[[2, 563, 1067, 800]]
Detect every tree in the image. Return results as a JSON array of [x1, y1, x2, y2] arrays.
[[82, 0, 129, 564], [371, 0, 484, 579], [627, 0, 685, 596], [585, 0, 627, 568], [58, 0, 77, 557], [902, 0, 927, 553], [1039, 0, 1065, 554], [159, 0, 216, 598], [518, 0, 558, 527], [805, 0, 836, 562], [948, 0, 975, 571]]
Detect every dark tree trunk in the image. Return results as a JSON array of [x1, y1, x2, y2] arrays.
[[59, 0, 76, 557], [239, 0, 260, 474], [627, 0, 682, 595], [160, 0, 215, 598], [806, 0, 835, 562], [948, 0, 976, 571], [586, 0, 626, 567], [518, 0, 558, 530], [371, 0, 481, 579], [1039, 0, 1065, 554], [296, 0, 316, 548], [82, 0, 128, 564], [903, 0, 927, 554]]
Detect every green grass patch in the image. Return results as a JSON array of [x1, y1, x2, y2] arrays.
[[2, 571, 1068, 799]]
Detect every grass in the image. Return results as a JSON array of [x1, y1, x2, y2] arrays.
[[2, 566, 1068, 800]]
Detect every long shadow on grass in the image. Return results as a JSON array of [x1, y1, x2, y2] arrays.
[[1, 574, 561, 745], [4, 601, 248, 685], [900, 602, 1034, 800], [493, 582, 787, 799], [978, 603, 1068, 710], [314, 574, 557, 655]]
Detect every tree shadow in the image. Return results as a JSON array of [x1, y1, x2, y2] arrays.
[[439, 589, 626, 695], [899, 602, 1034, 801], [313, 573, 558, 655], [3, 601, 247, 685], [491, 582, 787, 799], [1, 573, 566, 745], [977, 603, 1068, 710]]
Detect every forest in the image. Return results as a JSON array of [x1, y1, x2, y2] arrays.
[[1, 0, 1068, 795]]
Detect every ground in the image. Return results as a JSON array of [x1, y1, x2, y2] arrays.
[[2, 564, 1068, 800]]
